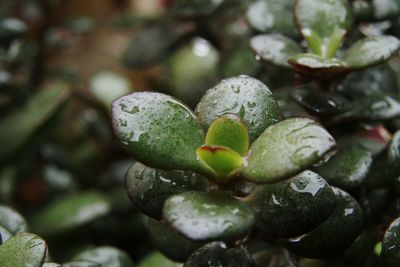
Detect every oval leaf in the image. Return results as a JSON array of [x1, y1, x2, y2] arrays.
[[243, 118, 336, 183], [344, 36, 400, 69], [112, 92, 205, 172], [250, 34, 302, 68], [246, 170, 336, 238], [73, 247, 134, 267], [0, 233, 47, 267], [196, 75, 281, 142], [163, 192, 255, 242], [288, 53, 350, 76], [285, 187, 364, 258], [382, 217, 400, 267], [125, 162, 208, 219]]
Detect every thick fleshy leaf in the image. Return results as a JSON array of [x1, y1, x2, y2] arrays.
[[292, 86, 351, 115], [295, 0, 352, 56], [246, 170, 336, 238], [146, 218, 202, 262], [243, 118, 336, 183], [196, 146, 243, 181], [343, 36, 400, 69], [0, 205, 28, 235], [246, 0, 298, 38], [73, 247, 134, 267], [250, 34, 302, 68], [0, 225, 12, 243], [205, 114, 249, 156], [184, 242, 256, 267], [137, 252, 181, 267], [163, 192, 255, 242], [125, 162, 208, 219], [122, 23, 182, 69], [112, 92, 205, 172], [285, 187, 364, 258], [0, 81, 69, 162], [32, 191, 111, 236], [314, 144, 373, 189], [382, 217, 400, 267], [288, 53, 349, 76], [365, 150, 394, 189], [170, 0, 225, 17], [0, 233, 47, 267], [196, 75, 281, 142]]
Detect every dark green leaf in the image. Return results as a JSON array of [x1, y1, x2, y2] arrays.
[[184, 242, 256, 267], [246, 170, 336, 238], [73, 247, 134, 267], [250, 34, 302, 68], [243, 118, 336, 183], [285, 187, 364, 258], [137, 252, 181, 267], [163, 192, 255, 242], [381, 217, 400, 267], [112, 92, 205, 173], [125, 162, 208, 219], [0, 17, 27, 43], [0, 233, 47, 267], [288, 53, 349, 76], [196, 75, 281, 142]]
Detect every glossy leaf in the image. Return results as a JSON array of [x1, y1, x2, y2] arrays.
[[205, 114, 249, 156], [137, 252, 182, 267], [73, 247, 134, 267], [246, 0, 298, 38], [32, 191, 111, 236], [146, 218, 202, 262], [285, 187, 364, 258], [250, 34, 302, 68], [243, 118, 336, 183], [196, 75, 281, 142], [0, 233, 47, 267], [246, 170, 336, 238], [288, 53, 349, 76], [0, 81, 69, 162], [0, 205, 28, 235], [184, 242, 256, 267], [381, 217, 400, 267], [112, 92, 205, 172], [163, 192, 255, 242], [125, 162, 208, 220], [314, 144, 373, 189], [344, 36, 400, 69]]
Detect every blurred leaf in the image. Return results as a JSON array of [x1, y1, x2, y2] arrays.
[[0, 17, 27, 44], [73, 246, 134, 267], [137, 252, 182, 267], [0, 205, 28, 235], [170, 0, 226, 17], [288, 53, 349, 76]]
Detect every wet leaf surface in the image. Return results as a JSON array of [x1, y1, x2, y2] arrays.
[[382, 217, 400, 267], [0, 233, 47, 267], [250, 34, 302, 68], [196, 75, 281, 142], [163, 191, 255, 242], [125, 162, 208, 219], [73, 246, 134, 267], [246, 170, 336, 238], [112, 92, 205, 172], [285, 187, 364, 258], [288, 54, 349, 76], [243, 118, 336, 183]]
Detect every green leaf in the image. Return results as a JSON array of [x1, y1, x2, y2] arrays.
[[0, 81, 69, 162], [146, 218, 202, 262], [62, 261, 100, 267], [170, 0, 225, 17], [73, 247, 134, 267], [246, 0, 298, 38], [196, 75, 281, 142], [111, 92, 205, 173], [343, 36, 400, 69], [243, 118, 336, 183], [205, 114, 249, 156], [388, 131, 400, 177], [245, 170, 336, 238], [0, 233, 47, 267], [0, 225, 13, 243], [184, 242, 256, 267], [0, 205, 28, 235], [314, 144, 373, 190], [163, 192, 255, 242], [285, 187, 364, 258], [295, 0, 352, 56], [32, 191, 111, 236], [196, 146, 243, 181], [292, 86, 351, 115], [125, 162, 208, 219], [250, 34, 302, 68], [288, 53, 349, 76], [382, 217, 400, 267], [137, 252, 182, 267], [42, 263, 62, 267], [372, 0, 400, 20]]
